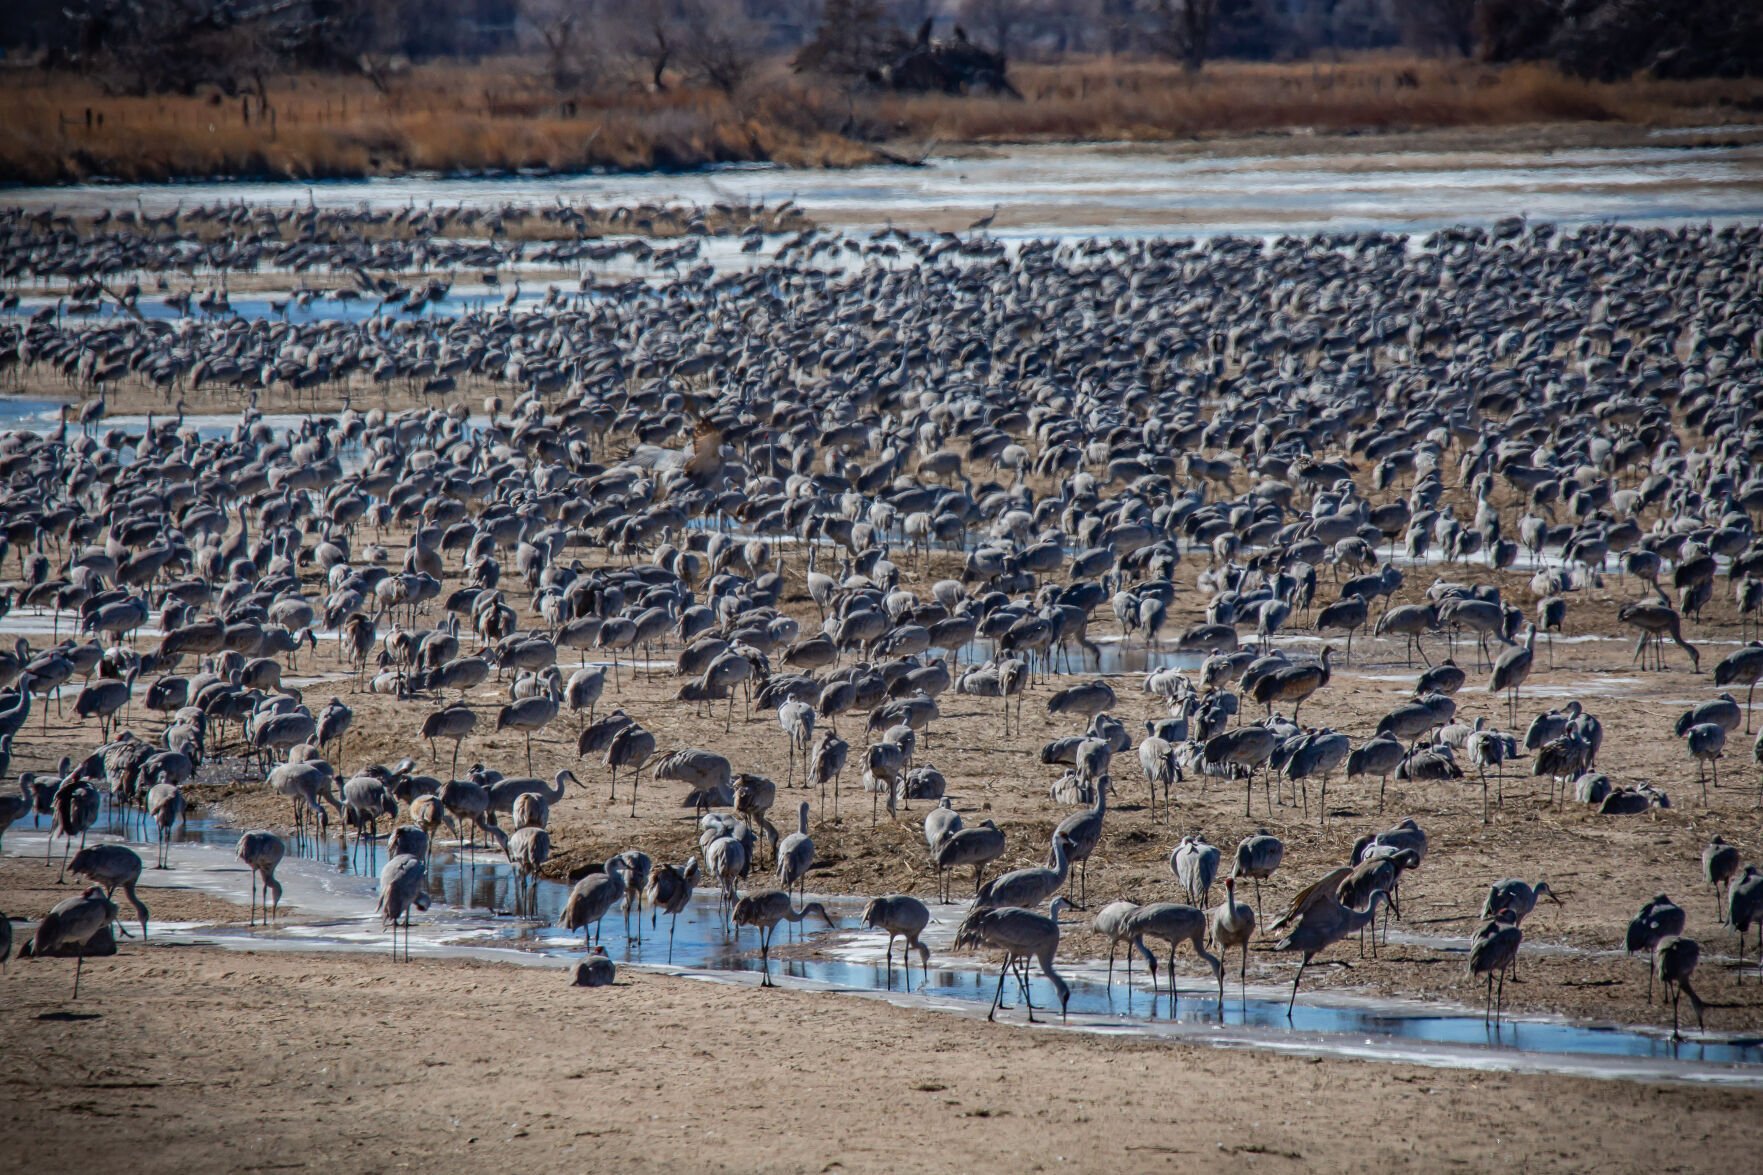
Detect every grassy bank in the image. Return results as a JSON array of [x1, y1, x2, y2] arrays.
[[3, 55, 1762, 185]]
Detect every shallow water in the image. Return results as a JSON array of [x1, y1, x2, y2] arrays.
[[8, 805, 1760, 1085], [7, 141, 1763, 237]]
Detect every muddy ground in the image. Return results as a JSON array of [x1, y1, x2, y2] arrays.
[[1, 943, 1757, 1175], [6, 503, 1762, 1043]]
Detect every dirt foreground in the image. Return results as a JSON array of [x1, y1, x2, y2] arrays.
[[0, 939, 1756, 1175]]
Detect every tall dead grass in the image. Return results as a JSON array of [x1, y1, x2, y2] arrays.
[[876, 57, 1763, 143], [2, 55, 1758, 186]]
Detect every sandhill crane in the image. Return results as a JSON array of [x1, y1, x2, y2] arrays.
[[1683, 722, 1726, 804], [30, 886, 117, 997], [924, 796, 961, 850], [1252, 648, 1332, 723], [976, 833, 1071, 911], [564, 665, 605, 724], [1704, 836, 1741, 924], [934, 820, 1006, 902], [573, 945, 617, 987], [0, 765, 31, 849], [1482, 878, 1560, 927], [1210, 877, 1256, 1002], [808, 730, 848, 818], [51, 774, 101, 883], [862, 894, 931, 990], [776, 801, 815, 900], [1316, 596, 1368, 661], [1091, 900, 1143, 990], [1203, 725, 1277, 816], [646, 857, 699, 957], [954, 902, 1070, 1022], [1137, 734, 1178, 822], [732, 889, 834, 987], [1730, 865, 1763, 980], [1230, 830, 1284, 920], [1468, 912, 1523, 1021], [1121, 901, 1220, 1009], [496, 685, 559, 774], [779, 700, 814, 787], [1618, 602, 1699, 672], [1171, 834, 1220, 907], [315, 697, 353, 762], [562, 858, 630, 946], [1488, 625, 1536, 725], [1626, 894, 1686, 1000], [376, 852, 429, 961], [605, 721, 656, 815], [1654, 936, 1705, 1039], [146, 781, 183, 868], [1053, 779, 1107, 907], [68, 844, 150, 941], [1046, 679, 1116, 724], [1281, 727, 1350, 824], [1376, 604, 1436, 667], [74, 667, 137, 740], [1268, 867, 1393, 1016], [1347, 734, 1406, 811], [236, 830, 285, 926], [506, 826, 551, 917], [654, 748, 733, 814], [1713, 643, 1763, 731], [420, 703, 476, 775], [408, 794, 457, 865], [703, 832, 748, 927]]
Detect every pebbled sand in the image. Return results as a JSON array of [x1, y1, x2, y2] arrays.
[[1, 942, 1759, 1175]]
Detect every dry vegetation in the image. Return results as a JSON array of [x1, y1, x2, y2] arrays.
[[5, 54, 1763, 185]]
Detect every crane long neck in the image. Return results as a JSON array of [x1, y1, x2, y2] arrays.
[[120, 877, 149, 930]]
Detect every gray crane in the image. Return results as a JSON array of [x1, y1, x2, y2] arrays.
[[1654, 936, 1705, 1039], [1268, 866, 1393, 1016], [1468, 911, 1523, 1021], [1704, 836, 1741, 923], [1210, 877, 1256, 1002], [1171, 834, 1220, 907], [1626, 894, 1686, 1000], [1053, 778, 1107, 906], [646, 857, 700, 958], [1730, 865, 1763, 980], [1488, 625, 1537, 725], [562, 857, 631, 946], [572, 945, 616, 987], [732, 888, 834, 987], [419, 703, 477, 776], [29, 886, 118, 997], [1229, 831, 1284, 921], [1122, 901, 1221, 1010], [862, 894, 932, 991], [954, 901, 1071, 1022], [933, 820, 1006, 903], [376, 852, 430, 961], [506, 826, 551, 917], [68, 844, 151, 941], [776, 800, 815, 901], [235, 830, 285, 926]]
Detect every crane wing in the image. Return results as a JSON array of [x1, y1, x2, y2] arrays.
[[1267, 865, 1353, 935]]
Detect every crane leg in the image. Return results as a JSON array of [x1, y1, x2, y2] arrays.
[[988, 957, 1008, 1021], [1287, 956, 1308, 1018]]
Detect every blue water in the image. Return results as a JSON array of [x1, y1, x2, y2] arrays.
[[86, 801, 1756, 1074]]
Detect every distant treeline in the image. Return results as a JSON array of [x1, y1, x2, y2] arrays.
[[1, 0, 1758, 97]]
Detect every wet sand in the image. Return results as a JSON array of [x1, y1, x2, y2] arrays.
[[2, 941, 1758, 1174]]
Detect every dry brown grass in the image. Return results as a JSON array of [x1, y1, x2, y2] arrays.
[[876, 56, 1763, 143], [0, 61, 875, 184], [2, 54, 1760, 185]]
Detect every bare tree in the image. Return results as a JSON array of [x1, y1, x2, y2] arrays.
[[1147, 0, 1219, 73]]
